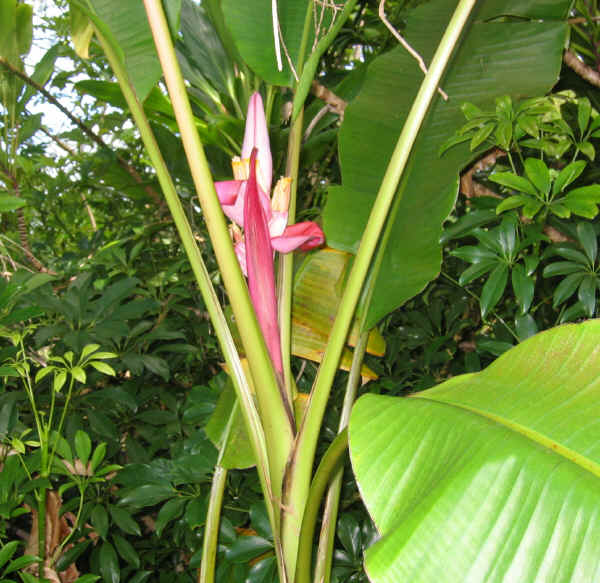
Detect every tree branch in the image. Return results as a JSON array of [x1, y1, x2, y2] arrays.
[[563, 49, 600, 88], [0, 56, 165, 208]]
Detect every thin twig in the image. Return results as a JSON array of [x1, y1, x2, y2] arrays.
[[563, 48, 600, 88], [311, 81, 347, 116], [303, 105, 330, 140], [378, 0, 448, 100], [278, 25, 300, 82], [39, 126, 77, 157], [568, 15, 600, 24]]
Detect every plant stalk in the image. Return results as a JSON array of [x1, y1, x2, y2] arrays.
[[294, 429, 349, 583], [277, 107, 304, 403], [314, 331, 369, 583], [199, 465, 228, 583]]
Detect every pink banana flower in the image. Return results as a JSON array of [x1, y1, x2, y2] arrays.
[[214, 93, 325, 375], [244, 147, 283, 374]]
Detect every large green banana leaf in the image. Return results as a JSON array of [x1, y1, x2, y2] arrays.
[[221, 0, 317, 87], [70, 0, 163, 101], [349, 321, 600, 582], [324, 0, 570, 330]]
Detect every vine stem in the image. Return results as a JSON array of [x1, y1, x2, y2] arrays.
[[282, 0, 478, 577]]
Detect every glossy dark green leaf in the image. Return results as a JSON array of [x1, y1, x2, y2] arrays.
[[246, 555, 277, 583], [155, 497, 186, 536], [552, 160, 586, 195], [99, 541, 119, 583], [458, 260, 497, 286], [576, 222, 597, 264], [577, 276, 597, 317], [495, 194, 530, 214], [185, 496, 208, 529], [111, 533, 139, 569], [118, 484, 175, 509], [350, 321, 600, 583], [91, 504, 109, 540], [559, 301, 587, 323], [451, 246, 498, 264], [0, 541, 19, 568], [511, 263, 534, 314], [108, 505, 140, 536], [250, 502, 272, 541], [550, 246, 590, 265], [125, 572, 151, 583], [73, 576, 101, 583], [514, 313, 538, 341], [440, 209, 497, 243], [543, 261, 582, 278], [337, 513, 361, 558], [324, 0, 568, 330], [497, 215, 517, 258], [553, 272, 585, 308], [225, 536, 273, 563], [55, 540, 90, 571], [74, 429, 92, 466], [523, 158, 550, 196], [489, 172, 538, 196], [480, 263, 508, 318]]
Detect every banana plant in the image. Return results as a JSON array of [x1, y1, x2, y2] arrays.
[[56, 0, 588, 582]]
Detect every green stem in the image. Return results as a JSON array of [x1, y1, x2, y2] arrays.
[[313, 331, 368, 583], [48, 375, 75, 472], [278, 107, 304, 402], [297, 1, 316, 77], [16, 340, 47, 564], [294, 429, 349, 583], [199, 465, 227, 583], [199, 399, 238, 583], [141, 5, 294, 514], [283, 0, 477, 576], [52, 482, 86, 563]]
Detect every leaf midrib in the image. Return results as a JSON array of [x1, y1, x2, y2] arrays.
[[413, 397, 600, 478]]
